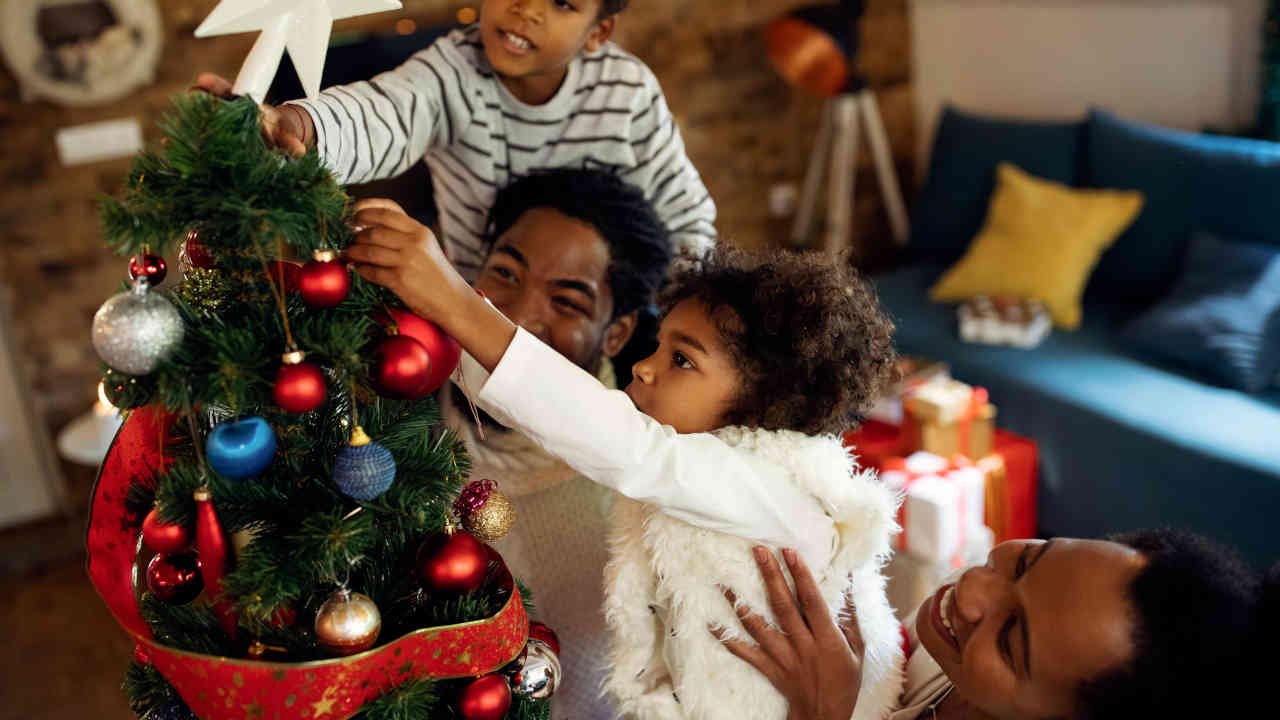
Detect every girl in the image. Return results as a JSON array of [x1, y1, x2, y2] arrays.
[[347, 197, 904, 720]]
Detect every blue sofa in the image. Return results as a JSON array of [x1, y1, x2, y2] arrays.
[[877, 108, 1280, 568]]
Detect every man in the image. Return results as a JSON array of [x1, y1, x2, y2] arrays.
[[440, 168, 673, 718]]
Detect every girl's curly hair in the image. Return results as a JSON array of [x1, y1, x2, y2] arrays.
[[661, 247, 897, 435]]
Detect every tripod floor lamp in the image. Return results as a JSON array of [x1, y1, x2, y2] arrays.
[[766, 1, 909, 250]]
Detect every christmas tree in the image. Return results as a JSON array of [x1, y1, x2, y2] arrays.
[[86, 91, 557, 720]]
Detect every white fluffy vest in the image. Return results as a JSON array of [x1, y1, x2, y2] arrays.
[[601, 427, 905, 720]]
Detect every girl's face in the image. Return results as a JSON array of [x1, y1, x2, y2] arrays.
[[625, 300, 744, 434], [917, 538, 1147, 720]]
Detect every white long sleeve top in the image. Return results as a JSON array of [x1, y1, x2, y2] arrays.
[[458, 328, 838, 567]]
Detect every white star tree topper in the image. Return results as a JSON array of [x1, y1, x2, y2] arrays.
[[196, 0, 403, 102]]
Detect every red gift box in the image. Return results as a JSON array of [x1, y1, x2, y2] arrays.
[[845, 421, 1038, 544]]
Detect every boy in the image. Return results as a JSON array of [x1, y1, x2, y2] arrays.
[[201, 0, 715, 280]]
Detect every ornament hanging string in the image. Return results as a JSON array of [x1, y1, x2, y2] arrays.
[[252, 237, 298, 351]]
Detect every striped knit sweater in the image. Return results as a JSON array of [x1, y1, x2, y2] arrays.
[[289, 24, 717, 280]]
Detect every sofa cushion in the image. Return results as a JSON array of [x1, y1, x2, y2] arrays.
[[1085, 109, 1280, 307], [929, 163, 1143, 329], [911, 106, 1085, 267], [1125, 231, 1280, 393], [874, 264, 1280, 567]]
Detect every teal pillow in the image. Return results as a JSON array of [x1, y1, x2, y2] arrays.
[[1125, 231, 1280, 393], [910, 106, 1084, 267], [1085, 110, 1280, 307]]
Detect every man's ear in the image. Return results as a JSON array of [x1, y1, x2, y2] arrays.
[[602, 311, 638, 358], [584, 15, 615, 53]]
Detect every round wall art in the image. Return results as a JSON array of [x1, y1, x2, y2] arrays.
[[1, 0, 162, 106]]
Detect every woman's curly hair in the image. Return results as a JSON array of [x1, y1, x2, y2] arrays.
[[661, 247, 897, 436]]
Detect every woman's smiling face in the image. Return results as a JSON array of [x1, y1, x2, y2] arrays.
[[917, 538, 1148, 719]]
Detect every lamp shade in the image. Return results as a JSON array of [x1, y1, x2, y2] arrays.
[[765, 2, 863, 97]]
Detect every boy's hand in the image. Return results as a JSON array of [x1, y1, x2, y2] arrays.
[[194, 73, 310, 157], [347, 199, 470, 322]]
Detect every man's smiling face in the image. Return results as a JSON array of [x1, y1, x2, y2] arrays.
[[475, 206, 634, 372]]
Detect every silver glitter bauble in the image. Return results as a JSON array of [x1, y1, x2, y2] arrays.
[[314, 589, 381, 656], [505, 638, 561, 700], [92, 278, 184, 375]]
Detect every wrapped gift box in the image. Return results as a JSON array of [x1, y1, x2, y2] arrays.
[[958, 295, 1052, 349], [904, 377, 996, 458], [881, 453, 986, 567], [886, 525, 995, 621], [867, 356, 950, 426], [845, 424, 1038, 545]]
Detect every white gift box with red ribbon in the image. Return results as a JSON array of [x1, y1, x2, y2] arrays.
[[881, 452, 986, 567]]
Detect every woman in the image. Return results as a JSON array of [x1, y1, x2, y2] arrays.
[[715, 530, 1277, 719]]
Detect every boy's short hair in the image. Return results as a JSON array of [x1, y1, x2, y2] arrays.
[[661, 247, 897, 436], [485, 168, 672, 320]]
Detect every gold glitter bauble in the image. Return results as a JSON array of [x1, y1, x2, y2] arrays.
[[174, 268, 229, 313], [462, 490, 516, 542]]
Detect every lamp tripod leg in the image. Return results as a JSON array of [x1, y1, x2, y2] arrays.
[[792, 100, 835, 246], [859, 89, 910, 246], [825, 94, 860, 253]]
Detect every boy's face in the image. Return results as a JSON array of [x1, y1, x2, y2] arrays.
[[480, 0, 614, 93], [476, 207, 636, 372], [625, 300, 744, 434]]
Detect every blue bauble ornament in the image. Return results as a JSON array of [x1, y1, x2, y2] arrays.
[[333, 426, 396, 501], [206, 416, 277, 479], [143, 697, 197, 720]]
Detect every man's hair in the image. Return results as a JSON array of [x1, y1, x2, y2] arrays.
[[660, 247, 896, 435], [601, 0, 630, 17], [1076, 529, 1277, 718], [485, 168, 672, 320]]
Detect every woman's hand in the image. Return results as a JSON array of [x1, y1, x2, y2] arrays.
[[193, 72, 310, 157], [714, 547, 866, 720], [346, 199, 516, 371]]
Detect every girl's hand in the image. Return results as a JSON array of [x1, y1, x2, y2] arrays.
[[346, 198, 469, 322], [194, 73, 310, 157], [346, 199, 517, 371], [714, 547, 865, 720]]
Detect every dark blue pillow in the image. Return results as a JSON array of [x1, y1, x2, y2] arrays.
[[910, 106, 1084, 266], [1125, 232, 1280, 393], [1085, 110, 1280, 308]]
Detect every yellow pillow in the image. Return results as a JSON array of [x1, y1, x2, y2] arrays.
[[929, 163, 1144, 330]]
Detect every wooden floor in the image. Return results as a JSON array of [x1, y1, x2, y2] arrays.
[[1, 464, 135, 720]]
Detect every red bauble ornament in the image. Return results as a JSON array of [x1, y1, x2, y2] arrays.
[[373, 335, 433, 399], [456, 674, 512, 720], [146, 551, 204, 604], [273, 352, 326, 413], [298, 250, 350, 308], [142, 507, 191, 554], [194, 487, 237, 638], [268, 260, 302, 293], [528, 621, 561, 657], [129, 254, 168, 285], [416, 530, 488, 594], [385, 308, 460, 394], [183, 230, 216, 269]]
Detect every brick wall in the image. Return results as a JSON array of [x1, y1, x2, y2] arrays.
[[0, 0, 911, 432]]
